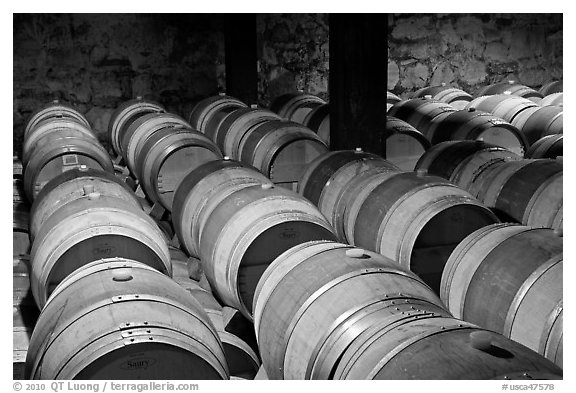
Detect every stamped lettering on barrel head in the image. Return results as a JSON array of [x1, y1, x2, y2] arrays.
[[279, 227, 299, 240], [120, 357, 157, 371], [92, 243, 116, 256]]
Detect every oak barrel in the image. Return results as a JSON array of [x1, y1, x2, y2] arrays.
[[302, 103, 330, 146], [172, 158, 269, 258], [30, 193, 171, 308], [23, 118, 97, 165], [298, 149, 399, 235], [188, 94, 247, 136], [540, 300, 563, 368], [270, 92, 326, 123], [475, 81, 543, 100], [386, 91, 402, 111], [25, 258, 229, 379], [121, 112, 191, 175], [426, 108, 528, 156], [344, 170, 499, 292], [108, 97, 165, 157], [253, 241, 447, 379], [387, 97, 457, 138], [199, 183, 337, 318], [29, 167, 141, 241], [540, 92, 563, 107], [238, 120, 328, 188], [526, 135, 563, 159], [415, 140, 522, 190], [413, 85, 473, 110], [384, 117, 431, 170], [215, 107, 282, 158], [441, 224, 563, 364], [24, 100, 90, 140], [539, 81, 562, 96], [514, 106, 563, 145], [468, 158, 563, 228], [465, 94, 539, 123], [134, 127, 222, 211], [23, 134, 114, 202]]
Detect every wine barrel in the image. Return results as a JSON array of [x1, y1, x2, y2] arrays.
[[199, 183, 337, 318], [413, 85, 473, 110], [30, 193, 171, 309], [469, 158, 563, 227], [387, 98, 457, 138], [172, 158, 269, 258], [526, 135, 563, 159], [215, 107, 282, 158], [108, 97, 165, 158], [23, 118, 97, 165], [253, 241, 447, 379], [121, 112, 191, 175], [540, 92, 563, 107], [475, 81, 543, 100], [270, 92, 326, 123], [302, 103, 330, 146], [24, 100, 90, 140], [13, 207, 30, 257], [188, 94, 247, 136], [328, 167, 400, 240], [540, 300, 563, 368], [512, 106, 563, 145], [384, 117, 431, 170], [23, 135, 114, 202], [386, 91, 402, 111], [238, 120, 328, 188], [426, 108, 528, 156], [134, 127, 222, 211], [465, 94, 539, 123], [332, 312, 560, 380], [25, 258, 229, 379], [254, 241, 560, 379], [30, 167, 141, 241], [539, 81, 562, 96], [441, 224, 563, 363], [298, 149, 399, 233], [345, 170, 499, 292], [13, 256, 40, 380], [415, 141, 522, 191]]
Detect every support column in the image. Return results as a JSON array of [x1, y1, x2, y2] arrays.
[[329, 14, 389, 155], [224, 13, 258, 105]]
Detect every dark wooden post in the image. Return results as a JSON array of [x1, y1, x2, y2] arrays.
[[224, 13, 258, 105], [329, 14, 389, 155]]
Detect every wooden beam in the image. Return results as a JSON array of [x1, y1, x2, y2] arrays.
[[224, 14, 258, 105], [329, 14, 389, 155]]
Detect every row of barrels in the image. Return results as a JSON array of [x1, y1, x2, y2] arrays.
[[270, 80, 562, 168], [16, 95, 562, 379], [415, 141, 563, 231], [295, 149, 563, 372], [15, 100, 264, 379], [16, 166, 262, 379], [107, 97, 223, 212], [165, 152, 562, 378], [185, 94, 328, 190]]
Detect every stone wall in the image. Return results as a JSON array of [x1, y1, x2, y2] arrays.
[[13, 13, 562, 155], [13, 13, 226, 154], [257, 14, 329, 106], [388, 13, 563, 97]]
